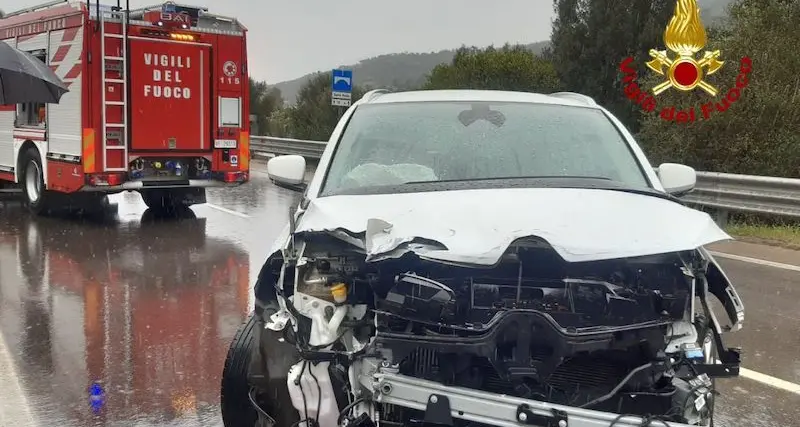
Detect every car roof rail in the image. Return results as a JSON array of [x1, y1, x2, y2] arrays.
[[548, 91, 598, 106], [360, 89, 390, 103]]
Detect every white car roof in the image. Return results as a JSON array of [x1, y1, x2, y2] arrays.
[[362, 89, 599, 109]]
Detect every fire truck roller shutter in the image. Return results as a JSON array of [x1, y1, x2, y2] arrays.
[[47, 25, 84, 157], [129, 38, 211, 151]]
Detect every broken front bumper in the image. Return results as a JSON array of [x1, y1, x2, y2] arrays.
[[375, 372, 700, 427]]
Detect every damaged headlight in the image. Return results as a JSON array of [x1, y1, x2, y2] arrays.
[[378, 273, 456, 323]]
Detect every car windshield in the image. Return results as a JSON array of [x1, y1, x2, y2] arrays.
[[319, 101, 651, 196]]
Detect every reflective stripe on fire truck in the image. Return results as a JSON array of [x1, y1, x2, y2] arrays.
[[82, 128, 96, 173], [239, 131, 249, 170]]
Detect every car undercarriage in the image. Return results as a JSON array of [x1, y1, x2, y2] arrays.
[[241, 230, 743, 427]]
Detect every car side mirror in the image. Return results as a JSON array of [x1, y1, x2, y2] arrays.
[[267, 155, 307, 192], [657, 163, 696, 196]]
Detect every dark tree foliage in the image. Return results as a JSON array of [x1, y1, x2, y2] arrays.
[[638, 0, 800, 177], [549, 0, 673, 131], [423, 44, 561, 93], [249, 77, 284, 135]]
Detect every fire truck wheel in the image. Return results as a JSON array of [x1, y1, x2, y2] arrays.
[[140, 189, 178, 212], [140, 188, 207, 213], [21, 147, 50, 215], [221, 314, 259, 427]]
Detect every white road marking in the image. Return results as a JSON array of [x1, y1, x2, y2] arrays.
[[0, 332, 36, 426], [709, 251, 800, 273], [711, 357, 800, 394], [739, 367, 800, 395], [203, 203, 251, 219]]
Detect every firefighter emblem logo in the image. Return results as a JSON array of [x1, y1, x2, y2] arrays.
[[645, 0, 724, 96], [223, 61, 237, 77]]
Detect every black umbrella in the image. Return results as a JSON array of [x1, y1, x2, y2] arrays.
[[0, 40, 69, 105]]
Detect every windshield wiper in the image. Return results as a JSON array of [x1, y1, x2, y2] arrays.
[[598, 186, 683, 203], [405, 176, 613, 185], [402, 176, 684, 204]]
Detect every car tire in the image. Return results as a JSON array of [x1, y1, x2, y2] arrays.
[[21, 147, 50, 215], [696, 316, 717, 427], [220, 314, 260, 427]]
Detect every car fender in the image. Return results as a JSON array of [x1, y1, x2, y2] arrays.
[[699, 246, 745, 332]]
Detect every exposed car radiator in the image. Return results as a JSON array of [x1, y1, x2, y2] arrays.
[[400, 348, 633, 405]]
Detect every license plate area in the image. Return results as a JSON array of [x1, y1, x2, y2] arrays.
[[214, 139, 237, 149]]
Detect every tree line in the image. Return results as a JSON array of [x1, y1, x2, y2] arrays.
[[250, 0, 800, 177]]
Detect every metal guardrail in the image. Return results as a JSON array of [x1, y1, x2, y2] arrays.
[[684, 172, 800, 223], [250, 136, 327, 160], [249, 136, 800, 222]]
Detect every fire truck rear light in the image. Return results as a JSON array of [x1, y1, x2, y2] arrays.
[[223, 172, 247, 183], [87, 173, 125, 186], [170, 33, 196, 41]]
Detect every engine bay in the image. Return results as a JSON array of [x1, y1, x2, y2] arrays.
[[295, 235, 693, 328], [254, 233, 741, 427]]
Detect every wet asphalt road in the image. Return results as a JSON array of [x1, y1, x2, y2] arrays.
[[1, 163, 799, 427]]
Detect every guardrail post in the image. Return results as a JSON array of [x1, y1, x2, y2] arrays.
[[712, 209, 729, 228]]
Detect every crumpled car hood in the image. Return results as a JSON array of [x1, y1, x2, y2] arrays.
[[295, 188, 731, 265]]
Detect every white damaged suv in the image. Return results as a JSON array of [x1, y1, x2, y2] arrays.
[[221, 89, 745, 427]]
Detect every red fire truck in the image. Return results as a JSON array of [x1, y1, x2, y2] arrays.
[[0, 1, 250, 215]]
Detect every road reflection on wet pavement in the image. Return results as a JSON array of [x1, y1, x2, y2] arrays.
[[0, 168, 301, 427], [0, 164, 799, 426]]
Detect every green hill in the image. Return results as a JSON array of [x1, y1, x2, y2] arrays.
[[272, 41, 550, 104]]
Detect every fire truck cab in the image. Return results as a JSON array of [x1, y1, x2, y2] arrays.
[[0, 1, 250, 214]]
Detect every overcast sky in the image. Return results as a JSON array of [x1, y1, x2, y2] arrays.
[[4, 0, 554, 83]]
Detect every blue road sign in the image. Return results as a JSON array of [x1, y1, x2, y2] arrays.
[[332, 69, 353, 93]]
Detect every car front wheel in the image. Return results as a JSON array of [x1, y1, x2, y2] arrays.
[[220, 314, 259, 427]]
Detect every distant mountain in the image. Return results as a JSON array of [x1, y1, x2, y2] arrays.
[[272, 41, 550, 104]]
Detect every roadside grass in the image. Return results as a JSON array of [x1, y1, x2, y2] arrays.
[[725, 222, 800, 248]]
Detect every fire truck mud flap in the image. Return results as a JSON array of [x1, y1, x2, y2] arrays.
[[375, 372, 701, 427], [129, 38, 212, 151]]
